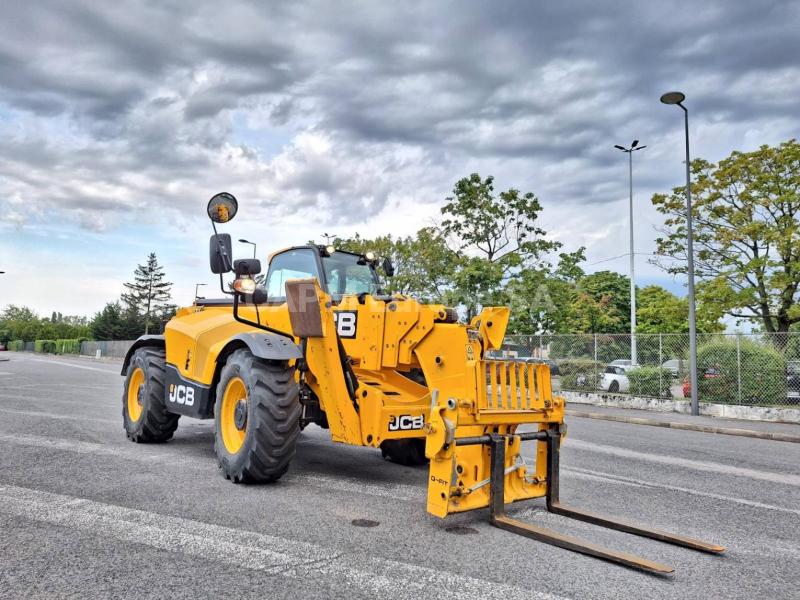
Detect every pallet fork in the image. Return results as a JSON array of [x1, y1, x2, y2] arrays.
[[455, 428, 726, 575]]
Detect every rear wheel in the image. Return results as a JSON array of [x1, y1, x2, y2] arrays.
[[381, 438, 428, 466], [214, 349, 301, 483], [122, 348, 180, 442], [608, 380, 620, 393]]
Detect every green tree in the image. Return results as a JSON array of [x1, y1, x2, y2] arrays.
[[121, 253, 173, 335], [575, 271, 631, 333], [90, 302, 143, 341], [440, 173, 561, 318], [505, 249, 586, 334], [636, 285, 723, 334], [652, 139, 800, 334]]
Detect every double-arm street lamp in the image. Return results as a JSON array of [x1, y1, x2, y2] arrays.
[[614, 140, 647, 365], [660, 90, 699, 416]]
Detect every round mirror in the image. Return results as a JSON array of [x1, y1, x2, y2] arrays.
[[207, 192, 238, 223]]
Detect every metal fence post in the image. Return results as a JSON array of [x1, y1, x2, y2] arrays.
[[736, 334, 742, 404], [659, 333, 663, 397]]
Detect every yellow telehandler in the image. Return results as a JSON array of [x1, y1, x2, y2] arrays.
[[121, 193, 724, 574]]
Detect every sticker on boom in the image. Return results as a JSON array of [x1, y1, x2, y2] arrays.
[[388, 414, 424, 431], [333, 311, 358, 338], [168, 384, 195, 406]]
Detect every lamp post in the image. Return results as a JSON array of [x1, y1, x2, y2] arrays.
[[661, 90, 699, 416], [614, 140, 647, 365], [194, 283, 207, 300], [238, 238, 257, 259]]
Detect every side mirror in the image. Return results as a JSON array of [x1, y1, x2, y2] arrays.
[[233, 258, 262, 276], [210, 234, 233, 274], [382, 257, 395, 277], [207, 192, 238, 223]]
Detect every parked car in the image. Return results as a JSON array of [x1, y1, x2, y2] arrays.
[[682, 367, 721, 397], [599, 364, 636, 393], [0, 343, 6, 351], [661, 359, 682, 378], [787, 361, 800, 402], [609, 359, 635, 367]]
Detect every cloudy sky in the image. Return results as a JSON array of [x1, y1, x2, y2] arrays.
[[1, 1, 798, 316]]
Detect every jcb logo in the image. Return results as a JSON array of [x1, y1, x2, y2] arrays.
[[334, 311, 358, 338], [388, 414, 424, 431], [168, 384, 195, 407]]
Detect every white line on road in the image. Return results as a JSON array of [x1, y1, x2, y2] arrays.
[[564, 438, 800, 487], [2, 432, 797, 516], [564, 466, 800, 517], [17, 356, 119, 374], [0, 433, 421, 501], [0, 407, 118, 424], [0, 484, 567, 600]]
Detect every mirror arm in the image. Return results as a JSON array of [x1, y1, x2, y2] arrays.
[[232, 292, 294, 340]]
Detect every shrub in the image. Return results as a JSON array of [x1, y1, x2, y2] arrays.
[[558, 359, 603, 391], [34, 339, 57, 353], [7, 340, 24, 351], [54, 338, 84, 354], [696, 339, 787, 405], [627, 367, 671, 398]]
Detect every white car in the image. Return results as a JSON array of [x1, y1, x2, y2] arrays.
[[599, 364, 637, 393]]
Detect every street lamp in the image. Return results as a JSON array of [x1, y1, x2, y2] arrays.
[[614, 140, 647, 365], [194, 283, 207, 300], [238, 238, 257, 259], [661, 90, 699, 416]]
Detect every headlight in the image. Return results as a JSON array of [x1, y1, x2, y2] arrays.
[[365, 251, 376, 261], [233, 277, 257, 294]]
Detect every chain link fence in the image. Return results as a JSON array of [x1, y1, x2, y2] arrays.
[[500, 333, 800, 408]]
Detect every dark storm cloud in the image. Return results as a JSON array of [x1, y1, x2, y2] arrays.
[[0, 0, 798, 231]]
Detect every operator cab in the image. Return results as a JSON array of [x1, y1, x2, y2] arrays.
[[265, 246, 382, 304]]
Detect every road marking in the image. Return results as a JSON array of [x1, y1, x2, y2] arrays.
[[0, 433, 422, 501], [0, 407, 118, 424], [565, 438, 800, 487], [18, 357, 119, 374], [564, 466, 800, 517], [0, 484, 567, 600]]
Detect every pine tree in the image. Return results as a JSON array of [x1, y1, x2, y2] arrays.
[[121, 253, 173, 335]]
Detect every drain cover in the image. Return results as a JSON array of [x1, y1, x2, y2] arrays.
[[351, 519, 380, 528], [445, 525, 479, 535]]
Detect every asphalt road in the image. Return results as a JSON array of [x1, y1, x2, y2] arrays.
[[0, 352, 797, 599]]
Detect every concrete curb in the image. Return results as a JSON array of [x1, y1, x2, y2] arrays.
[[565, 409, 800, 443]]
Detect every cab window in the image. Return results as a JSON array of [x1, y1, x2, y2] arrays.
[[322, 251, 379, 299], [266, 249, 320, 302]]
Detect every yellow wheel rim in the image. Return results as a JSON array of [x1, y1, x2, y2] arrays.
[[221, 376, 248, 454], [127, 367, 145, 422]]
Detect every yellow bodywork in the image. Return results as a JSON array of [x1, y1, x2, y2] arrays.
[[164, 280, 563, 518]]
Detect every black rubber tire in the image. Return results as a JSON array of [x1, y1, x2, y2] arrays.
[[122, 347, 180, 443], [608, 381, 620, 393], [214, 348, 301, 483], [380, 438, 428, 466]]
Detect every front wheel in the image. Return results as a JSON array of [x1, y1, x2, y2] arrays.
[[122, 347, 180, 443], [214, 349, 301, 483], [608, 380, 620, 393]]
